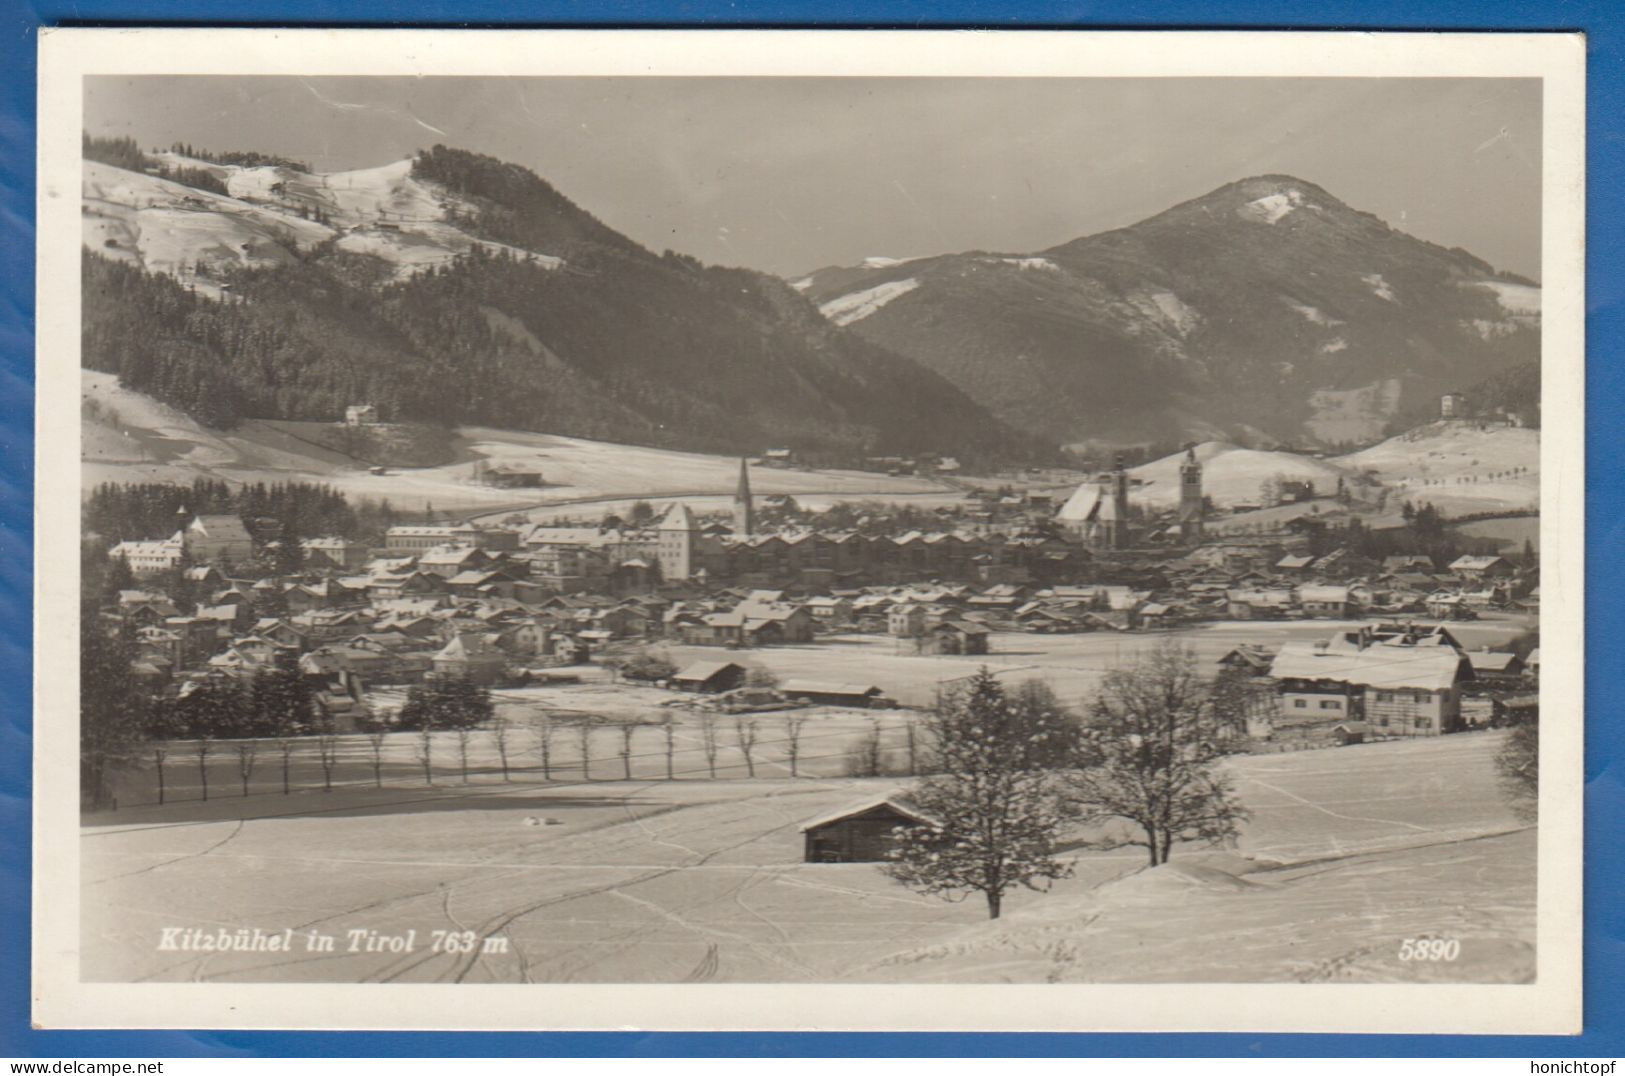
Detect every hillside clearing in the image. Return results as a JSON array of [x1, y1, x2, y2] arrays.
[[82, 370, 953, 514]]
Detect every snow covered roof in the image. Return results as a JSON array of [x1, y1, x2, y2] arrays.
[[1268, 642, 1468, 691], [797, 794, 938, 833], [658, 503, 699, 531], [672, 660, 744, 683], [779, 679, 884, 698], [434, 632, 504, 662]]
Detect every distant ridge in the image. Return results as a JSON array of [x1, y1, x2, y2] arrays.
[[797, 174, 1539, 447]]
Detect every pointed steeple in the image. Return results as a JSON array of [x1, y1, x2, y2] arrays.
[[733, 457, 755, 536]]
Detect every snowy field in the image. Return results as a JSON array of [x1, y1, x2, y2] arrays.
[[664, 619, 1532, 710], [1117, 423, 1540, 518], [81, 370, 951, 515], [81, 731, 1532, 984], [1339, 421, 1539, 516]]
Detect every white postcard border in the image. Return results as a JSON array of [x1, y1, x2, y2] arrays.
[[33, 27, 1586, 1034]]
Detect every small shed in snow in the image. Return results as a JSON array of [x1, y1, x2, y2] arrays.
[[800, 795, 936, 863]]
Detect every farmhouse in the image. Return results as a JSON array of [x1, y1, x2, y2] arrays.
[[1268, 638, 1472, 736], [1449, 554, 1515, 581], [107, 537, 186, 576], [777, 680, 888, 708], [301, 536, 370, 570], [671, 660, 747, 694], [800, 795, 936, 863], [184, 514, 255, 562], [919, 620, 990, 655], [1226, 588, 1293, 620], [431, 632, 507, 685], [1466, 648, 1525, 684], [1298, 584, 1355, 619], [482, 460, 546, 488]]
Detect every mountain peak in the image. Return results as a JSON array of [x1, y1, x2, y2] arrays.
[[798, 173, 1538, 447]]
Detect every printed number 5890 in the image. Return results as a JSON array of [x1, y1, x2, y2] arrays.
[[1398, 938, 1460, 962]]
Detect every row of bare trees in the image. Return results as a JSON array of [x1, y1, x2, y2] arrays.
[[137, 706, 847, 804]]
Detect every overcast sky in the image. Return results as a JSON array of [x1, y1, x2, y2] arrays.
[[86, 76, 1543, 279]]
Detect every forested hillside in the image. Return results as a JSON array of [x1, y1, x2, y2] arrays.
[[81, 144, 1043, 466]]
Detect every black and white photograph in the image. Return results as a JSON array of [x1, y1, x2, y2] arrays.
[[33, 29, 1584, 1033]]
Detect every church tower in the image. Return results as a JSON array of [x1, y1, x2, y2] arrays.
[[733, 457, 755, 537], [1178, 444, 1205, 542], [1093, 454, 1131, 550], [657, 503, 701, 581]]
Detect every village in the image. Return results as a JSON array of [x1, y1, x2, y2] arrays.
[[79, 420, 1542, 984], [91, 391, 1540, 820]]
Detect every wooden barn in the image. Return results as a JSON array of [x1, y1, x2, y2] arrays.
[[671, 660, 747, 694], [799, 796, 936, 863], [778, 679, 888, 708]]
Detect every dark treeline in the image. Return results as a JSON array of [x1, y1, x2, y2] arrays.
[[84, 478, 395, 545], [1468, 361, 1541, 429], [165, 142, 311, 173], [1307, 501, 1516, 566], [81, 136, 1050, 467], [83, 134, 229, 196], [411, 144, 641, 259], [83, 236, 1046, 465]]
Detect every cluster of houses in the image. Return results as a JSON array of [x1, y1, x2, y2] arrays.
[[103, 481, 1537, 736]]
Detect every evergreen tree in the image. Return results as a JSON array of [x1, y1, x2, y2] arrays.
[[251, 650, 315, 738], [80, 617, 145, 809], [1497, 709, 1538, 822], [398, 674, 493, 731]]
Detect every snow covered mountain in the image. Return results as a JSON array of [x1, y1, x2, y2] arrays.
[[795, 176, 1540, 448], [80, 141, 1039, 463]]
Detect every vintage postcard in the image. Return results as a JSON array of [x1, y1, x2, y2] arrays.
[[33, 28, 1584, 1032]]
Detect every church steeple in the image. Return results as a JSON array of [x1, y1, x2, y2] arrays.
[[1178, 443, 1204, 542], [733, 457, 755, 536]]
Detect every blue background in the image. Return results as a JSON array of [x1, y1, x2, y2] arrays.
[[0, 0, 1616, 1058]]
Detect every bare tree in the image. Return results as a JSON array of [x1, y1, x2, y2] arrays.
[[661, 718, 677, 780], [618, 723, 638, 780], [415, 723, 435, 786], [698, 713, 720, 778], [153, 744, 170, 805], [733, 717, 760, 777], [782, 713, 806, 777], [232, 738, 259, 798], [453, 723, 476, 784], [273, 734, 297, 795], [364, 726, 387, 788], [315, 720, 341, 792], [194, 738, 213, 802], [845, 719, 884, 778], [530, 713, 556, 780], [1069, 641, 1249, 866], [490, 715, 513, 782], [902, 719, 920, 776], [577, 721, 594, 780]]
